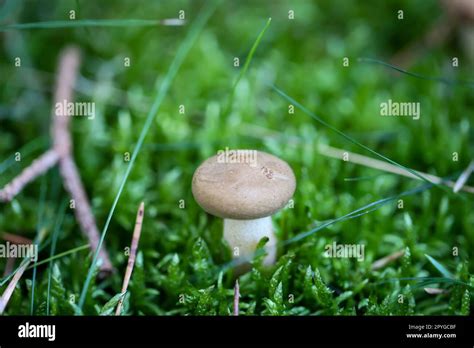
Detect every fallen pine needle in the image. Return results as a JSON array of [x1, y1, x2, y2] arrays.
[[115, 202, 145, 316]]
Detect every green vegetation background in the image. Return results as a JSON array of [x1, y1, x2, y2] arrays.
[[0, 0, 473, 315]]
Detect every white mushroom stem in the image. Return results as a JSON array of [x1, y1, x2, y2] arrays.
[[223, 216, 276, 266]]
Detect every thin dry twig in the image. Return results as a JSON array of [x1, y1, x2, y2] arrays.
[[115, 202, 145, 316], [0, 150, 59, 202], [371, 249, 405, 271], [0, 46, 112, 272], [233, 279, 240, 316], [59, 156, 112, 273], [54, 47, 112, 273]]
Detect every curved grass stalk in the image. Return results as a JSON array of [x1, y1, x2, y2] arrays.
[[78, 0, 221, 310]]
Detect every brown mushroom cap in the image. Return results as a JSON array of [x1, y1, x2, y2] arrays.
[[192, 150, 296, 219]]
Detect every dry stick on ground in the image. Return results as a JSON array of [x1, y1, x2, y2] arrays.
[[233, 279, 240, 316], [52, 47, 112, 273], [0, 46, 112, 273], [115, 202, 145, 316]]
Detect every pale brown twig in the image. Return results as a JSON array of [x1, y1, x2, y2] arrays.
[[0, 149, 59, 202], [233, 279, 240, 316], [59, 156, 112, 273], [115, 202, 145, 316], [371, 249, 405, 271], [0, 46, 112, 273]]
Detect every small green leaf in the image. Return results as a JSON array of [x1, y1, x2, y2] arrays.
[[313, 269, 333, 308]]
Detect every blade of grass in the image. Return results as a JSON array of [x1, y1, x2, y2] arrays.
[[214, 178, 439, 275], [271, 84, 455, 197], [377, 277, 473, 289], [46, 200, 67, 315], [78, 0, 221, 310], [240, 123, 474, 194], [0, 243, 89, 287], [26, 244, 90, 271], [0, 228, 48, 311], [0, 18, 185, 31], [224, 17, 272, 115], [319, 145, 474, 194], [425, 254, 454, 279], [0, 136, 48, 175], [30, 174, 48, 315], [358, 57, 474, 87], [0, 259, 30, 314], [281, 181, 433, 246]]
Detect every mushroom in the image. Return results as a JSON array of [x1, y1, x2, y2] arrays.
[[192, 149, 296, 270]]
